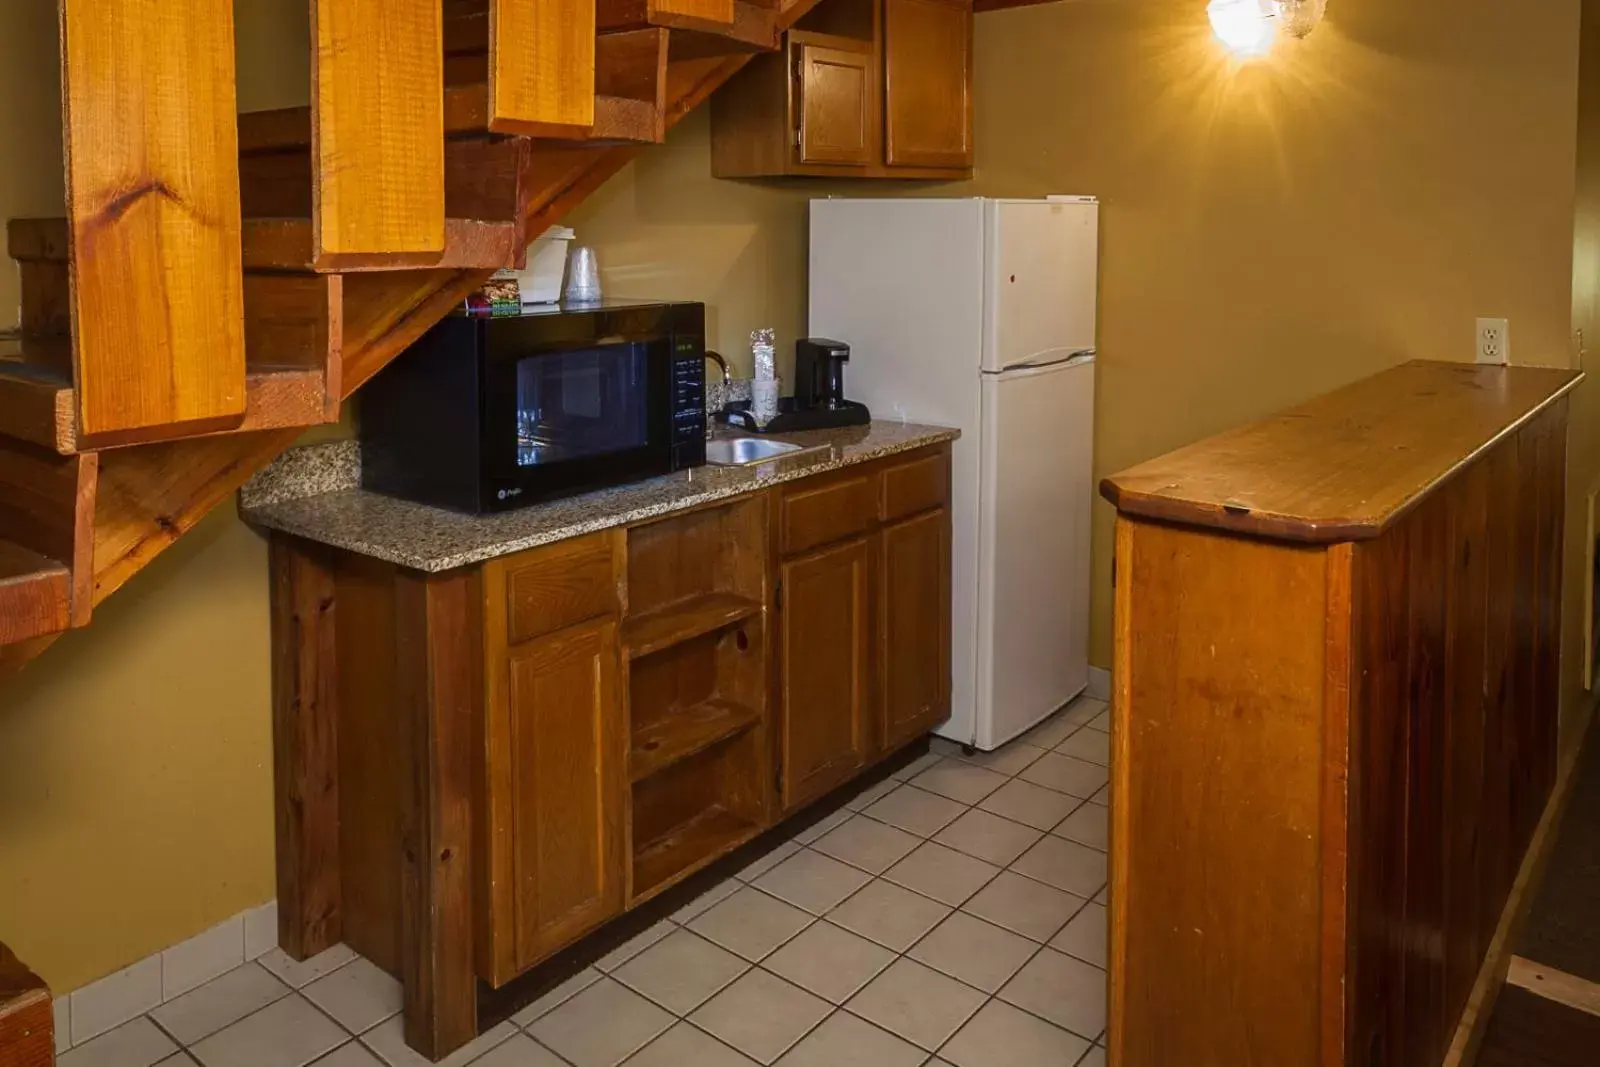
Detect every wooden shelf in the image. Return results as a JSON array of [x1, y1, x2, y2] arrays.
[[0, 346, 333, 455], [0, 538, 70, 645], [631, 698, 762, 782], [631, 804, 760, 900], [623, 591, 762, 660]]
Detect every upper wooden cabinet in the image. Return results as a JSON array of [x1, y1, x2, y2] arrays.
[[797, 39, 875, 166], [710, 0, 973, 179], [883, 0, 973, 168]]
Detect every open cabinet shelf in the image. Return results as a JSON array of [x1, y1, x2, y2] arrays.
[[631, 697, 763, 782], [622, 591, 763, 660], [632, 804, 762, 901]]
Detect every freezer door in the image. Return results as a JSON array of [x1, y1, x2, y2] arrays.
[[982, 199, 1099, 374], [975, 357, 1094, 749]]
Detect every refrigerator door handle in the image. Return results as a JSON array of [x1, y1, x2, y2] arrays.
[[989, 348, 1097, 374]]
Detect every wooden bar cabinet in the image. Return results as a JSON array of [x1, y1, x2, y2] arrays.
[[1100, 361, 1581, 1067]]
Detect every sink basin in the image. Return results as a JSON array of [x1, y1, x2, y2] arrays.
[[705, 437, 813, 466]]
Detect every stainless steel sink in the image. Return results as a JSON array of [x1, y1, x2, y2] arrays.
[[705, 436, 814, 466]]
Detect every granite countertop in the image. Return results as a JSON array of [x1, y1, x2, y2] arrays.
[[241, 421, 959, 572]]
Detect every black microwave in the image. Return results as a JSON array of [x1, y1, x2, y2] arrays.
[[360, 299, 707, 513]]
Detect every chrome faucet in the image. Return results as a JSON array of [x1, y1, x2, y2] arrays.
[[704, 351, 731, 438], [704, 350, 731, 387]]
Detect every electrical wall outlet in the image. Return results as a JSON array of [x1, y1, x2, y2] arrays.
[[1477, 317, 1510, 365]]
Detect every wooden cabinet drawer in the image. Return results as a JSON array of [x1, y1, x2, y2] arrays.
[[881, 451, 948, 522], [496, 533, 620, 645], [782, 471, 879, 556]]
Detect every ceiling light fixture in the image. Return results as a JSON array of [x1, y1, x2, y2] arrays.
[[1208, 0, 1326, 56]]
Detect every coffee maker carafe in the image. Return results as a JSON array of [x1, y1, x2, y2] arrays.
[[794, 338, 852, 410]]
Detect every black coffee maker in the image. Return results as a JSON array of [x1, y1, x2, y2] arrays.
[[725, 337, 871, 433], [794, 338, 852, 410]]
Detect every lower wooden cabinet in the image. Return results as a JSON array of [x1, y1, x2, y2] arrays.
[[482, 616, 627, 985], [777, 448, 953, 810], [880, 509, 950, 750], [269, 441, 953, 1059], [779, 537, 874, 808]]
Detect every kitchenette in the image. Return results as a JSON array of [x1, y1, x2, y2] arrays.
[[239, 193, 1102, 1057]]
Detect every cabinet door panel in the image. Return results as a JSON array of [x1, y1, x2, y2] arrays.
[[797, 43, 873, 166], [489, 619, 625, 980], [781, 538, 873, 808], [881, 509, 950, 750], [883, 0, 972, 169]]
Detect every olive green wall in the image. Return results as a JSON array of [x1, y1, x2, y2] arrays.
[[967, 0, 1591, 741], [2, 0, 1592, 992]]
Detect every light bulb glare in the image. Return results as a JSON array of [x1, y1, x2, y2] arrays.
[[1208, 0, 1279, 56]]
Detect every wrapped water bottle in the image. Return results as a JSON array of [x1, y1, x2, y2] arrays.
[[751, 328, 776, 383]]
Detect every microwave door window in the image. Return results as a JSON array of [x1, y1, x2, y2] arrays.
[[516, 344, 650, 466]]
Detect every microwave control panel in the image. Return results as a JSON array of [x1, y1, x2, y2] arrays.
[[671, 336, 707, 468]]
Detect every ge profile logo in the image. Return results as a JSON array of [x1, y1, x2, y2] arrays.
[[497, 488, 523, 501]]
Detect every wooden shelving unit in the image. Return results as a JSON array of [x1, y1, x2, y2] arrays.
[[623, 497, 771, 900]]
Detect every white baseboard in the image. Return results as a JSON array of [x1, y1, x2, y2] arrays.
[[1087, 666, 1110, 701], [53, 899, 278, 1053]]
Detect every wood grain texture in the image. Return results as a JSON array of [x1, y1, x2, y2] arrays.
[[0, 438, 97, 630], [243, 274, 344, 384], [882, 0, 972, 168], [312, 0, 445, 263], [0, 942, 52, 1067], [60, 0, 247, 442], [489, 619, 626, 983], [247, 218, 517, 273], [796, 39, 873, 166], [598, 0, 736, 32], [495, 533, 620, 646], [0, 542, 70, 648], [879, 449, 947, 522], [0, 340, 75, 455], [396, 569, 480, 1057], [878, 508, 949, 750], [1109, 367, 1571, 1067], [331, 554, 405, 977], [1112, 518, 1331, 1067], [1100, 361, 1583, 542], [490, 0, 596, 136], [779, 536, 872, 808], [270, 536, 343, 960], [781, 467, 877, 555], [668, 0, 778, 59]]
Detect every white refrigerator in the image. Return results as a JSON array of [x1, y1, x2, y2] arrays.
[[809, 197, 1098, 751]]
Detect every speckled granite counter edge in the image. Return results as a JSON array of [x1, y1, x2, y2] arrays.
[[239, 440, 361, 509], [243, 423, 959, 572]]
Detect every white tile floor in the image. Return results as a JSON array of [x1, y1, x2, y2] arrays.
[[61, 697, 1111, 1067]]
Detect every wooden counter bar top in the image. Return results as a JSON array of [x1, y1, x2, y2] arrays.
[[1102, 360, 1581, 542], [1101, 360, 1579, 1067]]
